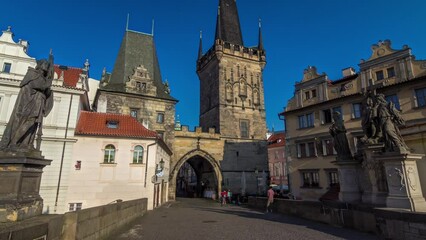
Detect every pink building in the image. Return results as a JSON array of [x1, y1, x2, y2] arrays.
[[267, 131, 287, 188]]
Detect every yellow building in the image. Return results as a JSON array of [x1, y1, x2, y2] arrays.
[[280, 40, 426, 201]]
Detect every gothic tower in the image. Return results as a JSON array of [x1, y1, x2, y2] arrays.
[[197, 0, 267, 140]]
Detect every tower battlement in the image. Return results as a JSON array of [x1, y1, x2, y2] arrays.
[[197, 39, 265, 71], [175, 125, 221, 139]]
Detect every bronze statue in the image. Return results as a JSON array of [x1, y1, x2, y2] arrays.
[[329, 111, 352, 160], [0, 54, 54, 153]]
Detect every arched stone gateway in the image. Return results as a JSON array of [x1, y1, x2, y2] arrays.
[[169, 149, 222, 200]]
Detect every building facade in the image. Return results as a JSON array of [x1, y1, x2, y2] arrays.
[[0, 27, 91, 213], [93, 29, 178, 148], [267, 131, 288, 188], [67, 111, 171, 211], [281, 40, 426, 201]]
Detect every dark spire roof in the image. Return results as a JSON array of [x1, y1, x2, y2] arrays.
[[198, 31, 203, 60], [258, 18, 264, 51], [104, 30, 176, 101], [214, 0, 244, 46]]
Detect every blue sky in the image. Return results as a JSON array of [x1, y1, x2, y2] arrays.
[[3, 0, 426, 131]]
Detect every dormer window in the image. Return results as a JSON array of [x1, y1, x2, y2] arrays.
[[107, 120, 118, 129], [2, 63, 11, 73], [376, 70, 384, 80]]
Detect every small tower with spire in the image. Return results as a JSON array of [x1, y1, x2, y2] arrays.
[[196, 0, 267, 140]]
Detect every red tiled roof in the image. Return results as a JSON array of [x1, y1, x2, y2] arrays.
[[54, 65, 83, 87], [75, 111, 158, 138], [267, 132, 286, 148]]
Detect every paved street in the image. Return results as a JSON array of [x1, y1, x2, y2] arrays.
[[109, 198, 377, 240]]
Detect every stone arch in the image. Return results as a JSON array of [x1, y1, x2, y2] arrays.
[[169, 149, 223, 200]]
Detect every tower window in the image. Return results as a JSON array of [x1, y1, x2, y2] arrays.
[[156, 113, 164, 124], [240, 120, 249, 138], [130, 109, 138, 118]]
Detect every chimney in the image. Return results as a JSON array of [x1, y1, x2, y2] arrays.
[[342, 67, 355, 77]]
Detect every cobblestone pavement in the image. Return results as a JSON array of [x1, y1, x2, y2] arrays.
[[108, 198, 378, 240]]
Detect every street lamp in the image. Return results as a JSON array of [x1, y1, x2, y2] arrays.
[[254, 167, 259, 196]]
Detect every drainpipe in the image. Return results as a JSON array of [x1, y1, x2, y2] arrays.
[[144, 139, 158, 187], [54, 94, 73, 213]]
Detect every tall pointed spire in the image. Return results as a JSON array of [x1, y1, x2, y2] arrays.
[[214, 0, 243, 46], [198, 31, 203, 60], [258, 18, 264, 51], [214, 6, 222, 41]]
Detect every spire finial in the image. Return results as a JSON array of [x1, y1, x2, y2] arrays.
[[258, 18, 264, 51], [198, 30, 203, 60], [126, 14, 130, 31], [152, 19, 155, 36], [7, 26, 11, 32], [215, 6, 222, 41]]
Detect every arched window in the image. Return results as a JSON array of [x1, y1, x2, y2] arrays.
[[104, 144, 115, 163], [133, 145, 144, 164]]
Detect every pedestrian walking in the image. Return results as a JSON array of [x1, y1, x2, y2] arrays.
[[221, 190, 227, 206], [227, 189, 232, 204], [266, 186, 274, 213]]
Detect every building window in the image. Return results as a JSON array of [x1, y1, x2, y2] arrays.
[[133, 145, 144, 164], [311, 89, 317, 98], [2, 63, 11, 73], [387, 67, 395, 78], [327, 170, 339, 187], [298, 113, 314, 129], [376, 70, 384, 80], [240, 120, 249, 138], [130, 109, 138, 118], [297, 142, 316, 158], [156, 113, 164, 123], [415, 87, 426, 107], [301, 171, 320, 188], [305, 91, 311, 100], [68, 203, 82, 211], [322, 109, 332, 124], [274, 151, 279, 159], [298, 143, 307, 158], [322, 139, 335, 156], [385, 94, 400, 110], [104, 144, 116, 163], [107, 120, 118, 129], [352, 103, 362, 119]]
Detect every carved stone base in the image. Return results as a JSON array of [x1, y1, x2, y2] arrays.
[[0, 156, 51, 222], [376, 152, 426, 212], [335, 160, 362, 203]]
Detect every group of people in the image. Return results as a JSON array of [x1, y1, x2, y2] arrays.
[[220, 189, 233, 206]]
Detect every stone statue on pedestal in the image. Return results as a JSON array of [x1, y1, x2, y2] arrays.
[[0, 54, 54, 155], [329, 111, 352, 160], [360, 90, 409, 153]]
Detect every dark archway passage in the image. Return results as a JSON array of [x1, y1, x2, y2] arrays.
[[169, 149, 223, 200], [175, 155, 218, 198]]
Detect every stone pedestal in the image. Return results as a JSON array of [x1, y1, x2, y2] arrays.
[[360, 144, 388, 206], [0, 156, 51, 222], [335, 160, 362, 203], [375, 152, 426, 212]]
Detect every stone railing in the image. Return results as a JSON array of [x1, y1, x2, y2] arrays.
[[0, 198, 148, 240], [248, 197, 426, 239]]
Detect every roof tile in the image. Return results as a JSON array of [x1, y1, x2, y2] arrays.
[[54, 65, 83, 87], [75, 111, 158, 138]]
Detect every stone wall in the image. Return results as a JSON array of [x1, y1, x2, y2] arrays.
[[248, 197, 426, 239], [0, 198, 147, 240]]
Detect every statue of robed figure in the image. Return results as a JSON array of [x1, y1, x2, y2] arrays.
[[0, 53, 54, 154], [329, 111, 352, 160]]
